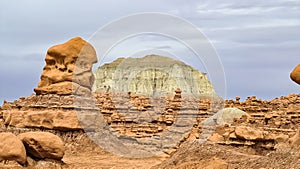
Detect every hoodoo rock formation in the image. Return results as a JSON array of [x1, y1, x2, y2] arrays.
[[0, 37, 99, 166], [34, 37, 97, 96], [291, 64, 300, 85], [1, 37, 99, 131]]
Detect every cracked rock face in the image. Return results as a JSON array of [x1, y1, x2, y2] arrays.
[[34, 37, 97, 96]]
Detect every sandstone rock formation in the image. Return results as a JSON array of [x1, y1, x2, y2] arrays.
[[34, 37, 97, 96], [0, 132, 27, 165], [289, 129, 300, 147], [235, 126, 264, 140], [18, 132, 65, 160], [291, 64, 300, 85], [93, 55, 217, 98], [1, 95, 94, 131], [225, 94, 300, 130], [207, 94, 300, 149], [202, 108, 249, 126], [1, 37, 100, 131]]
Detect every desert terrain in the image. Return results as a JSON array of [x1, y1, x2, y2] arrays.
[[0, 37, 299, 169]]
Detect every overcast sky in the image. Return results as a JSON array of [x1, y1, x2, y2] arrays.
[[0, 0, 299, 104]]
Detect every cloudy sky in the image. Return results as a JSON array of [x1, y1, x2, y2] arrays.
[[0, 0, 299, 103]]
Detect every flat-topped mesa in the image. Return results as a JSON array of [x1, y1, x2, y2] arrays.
[[34, 37, 97, 96], [93, 55, 217, 98]]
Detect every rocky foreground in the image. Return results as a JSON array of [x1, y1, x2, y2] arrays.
[[1, 93, 300, 168], [0, 37, 299, 168]]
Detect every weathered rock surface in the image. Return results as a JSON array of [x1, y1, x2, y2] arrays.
[[18, 132, 65, 160], [235, 126, 264, 141], [202, 108, 249, 126], [1, 94, 101, 131], [93, 55, 217, 98], [225, 94, 300, 130], [289, 129, 300, 147], [208, 125, 276, 148], [34, 37, 97, 96], [290, 64, 300, 85], [0, 132, 27, 164], [0, 37, 100, 132], [205, 94, 300, 150], [3, 109, 82, 130]]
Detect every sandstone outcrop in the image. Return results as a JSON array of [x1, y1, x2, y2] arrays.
[[202, 108, 249, 126], [235, 126, 264, 140], [225, 94, 300, 130], [18, 132, 65, 160], [289, 129, 300, 147], [0, 132, 27, 165], [207, 94, 300, 149], [1, 95, 98, 131], [1, 37, 100, 131], [290, 64, 300, 85], [93, 55, 217, 98], [34, 37, 97, 96]]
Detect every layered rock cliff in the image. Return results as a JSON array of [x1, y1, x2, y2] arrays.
[[93, 55, 217, 98]]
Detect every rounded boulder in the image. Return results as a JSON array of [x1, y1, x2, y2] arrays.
[[0, 132, 27, 164], [290, 64, 300, 85], [18, 132, 65, 160], [202, 108, 249, 126]]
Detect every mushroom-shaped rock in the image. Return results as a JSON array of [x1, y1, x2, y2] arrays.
[[18, 132, 65, 160], [290, 64, 300, 85], [202, 108, 249, 126], [0, 132, 27, 164], [34, 37, 97, 96]]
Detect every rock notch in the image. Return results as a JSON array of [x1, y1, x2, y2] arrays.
[[34, 37, 97, 96]]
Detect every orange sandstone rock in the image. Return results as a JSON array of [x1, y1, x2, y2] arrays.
[[34, 37, 97, 96], [0, 132, 27, 165], [18, 132, 65, 160], [290, 64, 300, 85]]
